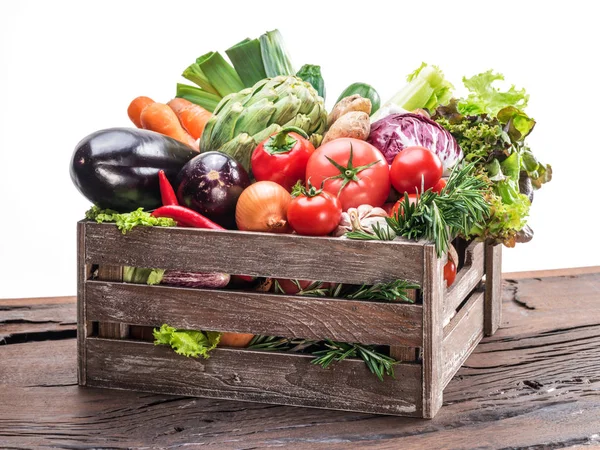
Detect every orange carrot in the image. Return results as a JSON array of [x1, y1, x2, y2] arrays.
[[140, 103, 199, 150], [167, 98, 213, 140], [127, 96, 155, 128]]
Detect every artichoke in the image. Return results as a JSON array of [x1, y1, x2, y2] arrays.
[[200, 76, 327, 171]]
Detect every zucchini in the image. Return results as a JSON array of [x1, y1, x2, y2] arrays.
[[296, 64, 326, 100], [336, 82, 381, 115]]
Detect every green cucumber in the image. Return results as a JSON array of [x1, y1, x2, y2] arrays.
[[296, 64, 326, 100], [336, 82, 381, 115]]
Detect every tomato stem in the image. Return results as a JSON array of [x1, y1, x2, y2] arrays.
[[324, 143, 379, 196]]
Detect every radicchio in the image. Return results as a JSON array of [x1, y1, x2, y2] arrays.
[[367, 113, 462, 171]]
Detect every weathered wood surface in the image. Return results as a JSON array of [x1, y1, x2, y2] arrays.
[[86, 338, 422, 417], [443, 240, 484, 325], [83, 221, 426, 284], [1, 269, 599, 449], [86, 281, 424, 346], [484, 242, 502, 336]]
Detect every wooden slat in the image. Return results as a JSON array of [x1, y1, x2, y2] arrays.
[[76, 222, 87, 386], [390, 288, 419, 361], [85, 281, 423, 347], [83, 222, 425, 285], [421, 245, 445, 418], [441, 290, 484, 389], [484, 243, 502, 336], [443, 240, 484, 325], [96, 266, 128, 339], [85, 338, 422, 417]]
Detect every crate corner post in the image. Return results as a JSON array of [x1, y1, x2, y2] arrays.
[[484, 242, 502, 336], [422, 244, 445, 419], [77, 220, 89, 386]]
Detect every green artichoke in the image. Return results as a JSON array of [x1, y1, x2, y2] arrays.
[[200, 75, 327, 171]]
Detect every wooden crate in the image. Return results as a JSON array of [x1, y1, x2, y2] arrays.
[[77, 221, 502, 418]]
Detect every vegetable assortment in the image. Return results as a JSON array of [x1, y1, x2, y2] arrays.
[[71, 29, 550, 379]]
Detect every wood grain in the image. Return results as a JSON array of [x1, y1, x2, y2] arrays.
[[95, 265, 128, 339], [441, 289, 484, 389], [76, 221, 87, 385], [484, 242, 502, 336], [3, 270, 599, 449], [85, 337, 423, 417], [83, 222, 425, 285], [421, 245, 445, 418], [85, 281, 423, 347], [443, 240, 484, 326]]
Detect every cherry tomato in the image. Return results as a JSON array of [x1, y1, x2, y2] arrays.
[[305, 138, 390, 211], [390, 146, 443, 194], [251, 128, 315, 191], [390, 194, 419, 218], [444, 260, 457, 287], [287, 190, 342, 236], [432, 178, 447, 194]]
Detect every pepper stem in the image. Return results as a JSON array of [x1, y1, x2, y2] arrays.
[[265, 126, 309, 155]]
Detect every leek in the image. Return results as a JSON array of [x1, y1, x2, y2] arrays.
[[226, 38, 267, 87], [196, 51, 244, 97], [371, 63, 453, 121], [175, 84, 221, 112], [260, 29, 294, 77], [181, 63, 219, 95]]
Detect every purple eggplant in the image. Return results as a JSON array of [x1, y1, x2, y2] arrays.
[[176, 151, 250, 229], [70, 128, 197, 212], [161, 271, 230, 289]]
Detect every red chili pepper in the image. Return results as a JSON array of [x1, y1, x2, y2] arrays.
[[151, 205, 255, 283], [158, 170, 179, 206], [151, 205, 222, 229]]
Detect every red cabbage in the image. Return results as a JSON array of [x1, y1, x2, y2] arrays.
[[367, 113, 462, 171]]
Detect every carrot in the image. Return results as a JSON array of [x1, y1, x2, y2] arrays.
[[167, 98, 212, 140], [127, 96, 155, 128], [140, 103, 199, 150]]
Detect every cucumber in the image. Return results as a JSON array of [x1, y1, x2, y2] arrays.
[[336, 82, 381, 115], [296, 64, 326, 100]]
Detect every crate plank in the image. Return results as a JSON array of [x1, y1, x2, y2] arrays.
[[441, 289, 484, 389], [95, 266, 128, 339], [85, 281, 423, 347], [76, 222, 88, 385], [421, 245, 445, 418], [484, 242, 502, 336], [85, 338, 423, 417], [443, 241, 484, 325], [83, 222, 425, 285]]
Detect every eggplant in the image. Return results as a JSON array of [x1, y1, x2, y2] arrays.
[[176, 151, 250, 228], [70, 128, 197, 212], [161, 271, 230, 289]]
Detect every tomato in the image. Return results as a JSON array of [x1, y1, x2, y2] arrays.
[[251, 129, 315, 191], [390, 194, 419, 218], [305, 138, 390, 211], [432, 178, 447, 194], [382, 202, 396, 215], [444, 260, 457, 287], [287, 188, 342, 236], [389, 146, 443, 195]]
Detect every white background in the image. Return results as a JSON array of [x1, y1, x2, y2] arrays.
[[1, 0, 598, 299]]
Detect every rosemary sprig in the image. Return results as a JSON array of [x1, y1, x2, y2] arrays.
[[346, 163, 489, 257], [346, 279, 419, 303], [345, 222, 396, 241], [311, 340, 398, 381], [248, 335, 315, 353]]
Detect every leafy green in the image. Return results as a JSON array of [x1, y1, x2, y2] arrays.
[[458, 70, 529, 116], [153, 325, 221, 359], [85, 206, 176, 233], [123, 267, 165, 285]]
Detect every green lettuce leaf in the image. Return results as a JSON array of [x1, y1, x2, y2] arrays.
[[458, 70, 529, 116], [123, 267, 165, 285], [153, 324, 221, 359], [85, 206, 176, 233]]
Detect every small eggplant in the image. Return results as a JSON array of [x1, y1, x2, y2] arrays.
[[160, 271, 230, 289]]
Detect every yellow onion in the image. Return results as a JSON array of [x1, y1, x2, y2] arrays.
[[235, 181, 292, 233]]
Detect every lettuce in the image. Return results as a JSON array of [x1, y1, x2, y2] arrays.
[[153, 324, 221, 359], [458, 70, 529, 116], [85, 206, 176, 233]]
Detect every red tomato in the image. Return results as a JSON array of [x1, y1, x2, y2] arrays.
[[287, 190, 342, 236], [390, 146, 443, 194], [444, 260, 457, 287], [305, 138, 390, 210], [382, 202, 396, 215], [251, 130, 315, 191], [390, 194, 419, 218], [432, 178, 447, 194], [275, 279, 331, 294]]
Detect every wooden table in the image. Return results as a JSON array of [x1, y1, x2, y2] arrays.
[[1, 268, 599, 449]]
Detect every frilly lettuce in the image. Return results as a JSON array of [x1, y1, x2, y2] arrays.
[[153, 324, 221, 359]]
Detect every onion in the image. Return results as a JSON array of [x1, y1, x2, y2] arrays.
[[235, 181, 292, 233]]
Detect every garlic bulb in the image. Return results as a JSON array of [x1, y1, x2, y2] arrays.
[[333, 204, 395, 238]]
